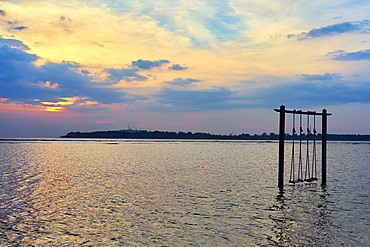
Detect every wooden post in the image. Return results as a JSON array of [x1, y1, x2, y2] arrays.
[[321, 108, 327, 186], [278, 105, 285, 188]]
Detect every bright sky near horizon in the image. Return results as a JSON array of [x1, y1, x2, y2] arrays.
[[0, 0, 369, 137]]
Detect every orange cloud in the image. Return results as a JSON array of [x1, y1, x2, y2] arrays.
[[38, 81, 59, 89], [78, 100, 99, 106]]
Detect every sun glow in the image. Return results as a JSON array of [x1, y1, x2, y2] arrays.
[[42, 106, 65, 112], [0, 101, 71, 115], [42, 96, 87, 108]]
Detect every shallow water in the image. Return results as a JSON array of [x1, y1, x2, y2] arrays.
[[0, 139, 369, 246]]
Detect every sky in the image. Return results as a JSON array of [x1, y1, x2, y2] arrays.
[[0, 0, 369, 137]]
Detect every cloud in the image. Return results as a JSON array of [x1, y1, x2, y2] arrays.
[[288, 19, 370, 40], [131, 59, 170, 70], [0, 44, 142, 112], [298, 73, 342, 81], [104, 68, 148, 83], [0, 43, 36, 61], [81, 69, 90, 75], [248, 80, 370, 108], [164, 78, 201, 87], [326, 49, 370, 61], [153, 79, 370, 112], [0, 36, 30, 50], [5, 20, 29, 32], [98, 0, 244, 46], [12, 26, 28, 31], [104, 59, 172, 83], [0, 1, 195, 67], [168, 64, 188, 70]]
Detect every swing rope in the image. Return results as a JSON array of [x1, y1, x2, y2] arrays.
[[298, 111, 304, 182], [311, 114, 318, 181], [289, 110, 319, 184], [304, 114, 311, 181], [289, 110, 296, 183]]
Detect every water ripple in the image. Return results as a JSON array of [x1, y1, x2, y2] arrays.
[[0, 140, 369, 246]]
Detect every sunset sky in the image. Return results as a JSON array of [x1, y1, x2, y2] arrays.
[[1, 0, 370, 137]]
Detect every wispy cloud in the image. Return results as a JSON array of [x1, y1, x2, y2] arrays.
[[327, 49, 370, 61], [4, 20, 29, 32], [104, 59, 171, 83], [288, 19, 370, 40], [104, 68, 149, 83], [298, 73, 342, 81], [153, 80, 370, 111], [12, 26, 28, 31], [168, 64, 188, 70], [164, 78, 201, 87], [131, 59, 170, 70], [106, 0, 245, 46], [248, 80, 370, 108]]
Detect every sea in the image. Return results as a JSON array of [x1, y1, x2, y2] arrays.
[[0, 138, 369, 246]]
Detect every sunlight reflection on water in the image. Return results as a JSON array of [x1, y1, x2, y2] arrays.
[[0, 139, 369, 246]]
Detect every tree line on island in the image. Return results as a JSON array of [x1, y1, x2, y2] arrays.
[[61, 129, 370, 141]]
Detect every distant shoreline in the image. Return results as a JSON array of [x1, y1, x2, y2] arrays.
[[60, 129, 370, 141]]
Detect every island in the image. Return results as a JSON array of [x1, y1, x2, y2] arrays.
[[61, 129, 370, 141]]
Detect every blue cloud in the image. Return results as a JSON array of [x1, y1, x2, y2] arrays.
[[104, 59, 172, 83], [288, 19, 370, 40], [131, 59, 170, 70], [0, 44, 37, 61], [153, 79, 370, 111], [12, 26, 28, 31], [104, 68, 148, 83], [168, 64, 188, 70], [0, 44, 142, 106], [248, 81, 370, 109], [327, 49, 370, 61], [0, 36, 30, 50], [5, 20, 29, 32], [0, 44, 39, 85], [298, 73, 342, 81], [164, 78, 201, 87]]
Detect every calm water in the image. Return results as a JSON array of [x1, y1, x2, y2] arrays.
[[0, 139, 369, 246]]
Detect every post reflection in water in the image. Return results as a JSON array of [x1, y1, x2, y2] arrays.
[[267, 184, 336, 246]]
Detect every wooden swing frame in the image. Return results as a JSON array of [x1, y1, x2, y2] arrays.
[[274, 105, 332, 188]]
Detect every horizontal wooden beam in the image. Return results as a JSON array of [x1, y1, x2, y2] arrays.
[[274, 108, 332, 116]]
